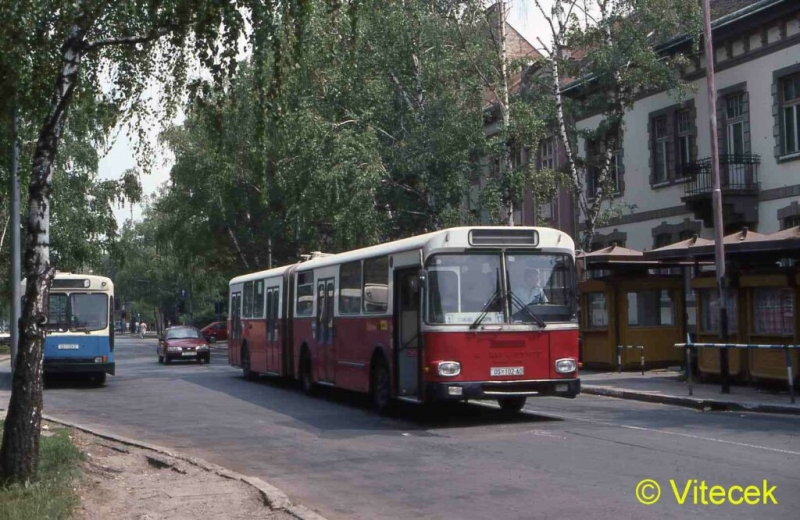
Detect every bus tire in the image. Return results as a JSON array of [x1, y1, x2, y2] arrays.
[[370, 357, 391, 414], [300, 351, 316, 395], [241, 344, 255, 380], [498, 397, 526, 412]]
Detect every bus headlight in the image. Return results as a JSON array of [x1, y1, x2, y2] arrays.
[[555, 358, 577, 374], [437, 361, 461, 377]]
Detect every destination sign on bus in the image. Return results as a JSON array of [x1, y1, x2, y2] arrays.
[[445, 312, 504, 325]]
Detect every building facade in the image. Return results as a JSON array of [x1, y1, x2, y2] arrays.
[[576, 0, 800, 251]]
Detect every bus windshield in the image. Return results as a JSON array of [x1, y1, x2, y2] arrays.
[[46, 293, 109, 332], [426, 253, 576, 325]]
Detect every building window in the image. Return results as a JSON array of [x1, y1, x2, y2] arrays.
[[752, 288, 794, 336], [586, 140, 620, 197], [700, 289, 737, 334], [676, 110, 694, 177], [539, 138, 555, 169], [627, 290, 675, 327], [781, 73, 800, 155], [586, 292, 608, 328], [653, 233, 673, 249], [653, 116, 668, 183], [725, 93, 746, 156], [784, 215, 800, 229]]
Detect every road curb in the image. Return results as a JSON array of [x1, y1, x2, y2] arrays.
[[41, 413, 327, 520], [582, 385, 800, 416]]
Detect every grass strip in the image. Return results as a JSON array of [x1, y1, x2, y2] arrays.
[[0, 421, 84, 519]]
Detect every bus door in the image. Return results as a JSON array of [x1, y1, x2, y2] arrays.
[[230, 292, 242, 364], [394, 268, 421, 397], [265, 287, 280, 373], [315, 278, 336, 382]]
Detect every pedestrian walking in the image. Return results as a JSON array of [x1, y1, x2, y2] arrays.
[[140, 321, 148, 338]]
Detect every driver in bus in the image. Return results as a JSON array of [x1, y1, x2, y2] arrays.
[[526, 269, 548, 305]]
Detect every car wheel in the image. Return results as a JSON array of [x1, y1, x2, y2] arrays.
[[498, 397, 526, 412], [370, 358, 392, 414], [164, 355, 171, 365]]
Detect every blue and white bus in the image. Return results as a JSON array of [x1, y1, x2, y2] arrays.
[[28, 273, 116, 385]]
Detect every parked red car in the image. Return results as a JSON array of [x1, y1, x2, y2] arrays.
[[200, 321, 228, 343], [158, 326, 211, 364]]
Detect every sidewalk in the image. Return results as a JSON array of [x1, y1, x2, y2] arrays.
[[581, 369, 800, 415]]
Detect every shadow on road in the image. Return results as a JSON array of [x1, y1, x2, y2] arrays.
[[172, 368, 562, 436]]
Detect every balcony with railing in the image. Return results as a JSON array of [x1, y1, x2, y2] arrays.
[[680, 154, 760, 227]]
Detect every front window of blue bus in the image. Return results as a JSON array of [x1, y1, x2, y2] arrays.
[[425, 252, 576, 325], [69, 294, 108, 332], [47, 293, 108, 332], [46, 294, 69, 332]]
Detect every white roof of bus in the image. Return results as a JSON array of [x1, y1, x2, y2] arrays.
[[21, 272, 114, 290], [229, 227, 574, 285], [229, 264, 294, 286]]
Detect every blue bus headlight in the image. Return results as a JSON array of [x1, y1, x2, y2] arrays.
[[437, 361, 461, 377], [555, 358, 576, 374]]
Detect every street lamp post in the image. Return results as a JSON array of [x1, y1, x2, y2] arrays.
[[702, 0, 730, 392]]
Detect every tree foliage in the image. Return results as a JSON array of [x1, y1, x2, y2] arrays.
[[532, 0, 701, 249]]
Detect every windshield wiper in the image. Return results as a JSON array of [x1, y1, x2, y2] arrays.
[[507, 290, 546, 328], [469, 288, 502, 330]]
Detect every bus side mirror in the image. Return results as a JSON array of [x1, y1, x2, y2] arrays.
[[417, 269, 427, 291]]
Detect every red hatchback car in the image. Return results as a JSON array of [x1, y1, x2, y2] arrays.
[[158, 326, 211, 364], [200, 321, 228, 343]]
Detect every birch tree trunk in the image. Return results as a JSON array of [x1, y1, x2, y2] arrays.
[[0, 22, 86, 482]]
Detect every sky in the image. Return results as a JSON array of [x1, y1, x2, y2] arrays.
[[97, 0, 554, 227]]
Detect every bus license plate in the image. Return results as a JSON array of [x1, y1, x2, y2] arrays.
[[181, 351, 196, 356], [57, 344, 80, 350], [491, 367, 524, 377]]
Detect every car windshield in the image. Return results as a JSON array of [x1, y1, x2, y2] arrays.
[[166, 328, 201, 339], [46, 293, 108, 332], [426, 253, 576, 325]]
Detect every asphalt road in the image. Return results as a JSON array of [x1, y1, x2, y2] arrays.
[[1, 337, 798, 519]]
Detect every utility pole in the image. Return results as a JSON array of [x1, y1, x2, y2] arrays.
[[702, 0, 730, 393], [9, 107, 21, 373]]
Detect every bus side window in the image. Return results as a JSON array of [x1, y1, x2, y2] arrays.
[[296, 272, 314, 317], [363, 256, 388, 314]]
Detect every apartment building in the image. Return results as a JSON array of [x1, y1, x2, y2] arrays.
[[575, 0, 800, 251]]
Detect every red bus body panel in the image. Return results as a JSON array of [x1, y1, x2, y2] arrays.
[[423, 329, 579, 383]]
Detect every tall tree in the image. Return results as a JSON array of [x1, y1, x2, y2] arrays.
[[532, 0, 700, 249], [0, 0, 246, 483]]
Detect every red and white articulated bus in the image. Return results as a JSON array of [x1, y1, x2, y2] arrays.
[[228, 226, 580, 412]]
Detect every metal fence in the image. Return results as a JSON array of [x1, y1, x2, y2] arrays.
[[616, 345, 645, 375], [682, 154, 760, 197], [675, 341, 798, 404]]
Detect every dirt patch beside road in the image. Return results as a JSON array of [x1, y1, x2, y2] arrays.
[[70, 426, 294, 520]]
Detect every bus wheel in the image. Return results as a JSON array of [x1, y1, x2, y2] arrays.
[[498, 397, 526, 412], [242, 345, 255, 380], [370, 358, 391, 414], [300, 353, 316, 395]]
